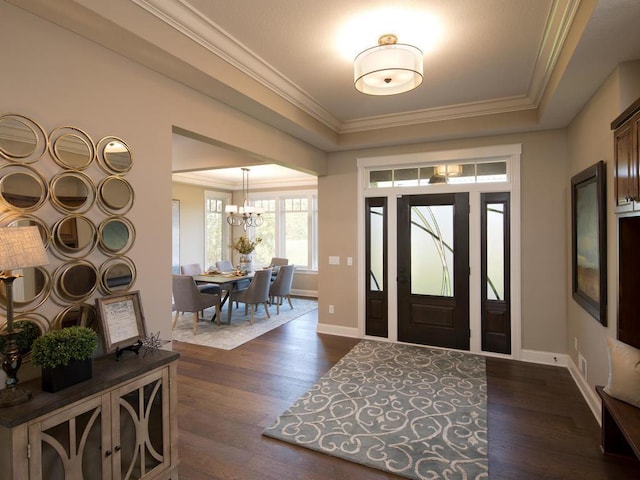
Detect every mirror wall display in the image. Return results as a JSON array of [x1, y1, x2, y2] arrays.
[[0, 113, 48, 163], [49, 171, 96, 214], [98, 216, 135, 255], [49, 126, 95, 170], [0, 113, 135, 348], [0, 313, 49, 362], [97, 175, 134, 214], [99, 256, 136, 294], [97, 136, 133, 174], [0, 164, 48, 211]]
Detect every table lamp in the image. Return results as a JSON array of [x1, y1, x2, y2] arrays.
[[0, 226, 49, 407]]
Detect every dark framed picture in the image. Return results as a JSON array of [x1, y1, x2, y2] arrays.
[[571, 161, 607, 325], [96, 291, 147, 352]]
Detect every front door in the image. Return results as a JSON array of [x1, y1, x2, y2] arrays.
[[397, 193, 470, 349]]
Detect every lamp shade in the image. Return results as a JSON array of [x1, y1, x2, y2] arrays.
[[0, 226, 48, 272], [354, 34, 423, 95]]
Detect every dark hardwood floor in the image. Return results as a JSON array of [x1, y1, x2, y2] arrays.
[[173, 309, 640, 479]]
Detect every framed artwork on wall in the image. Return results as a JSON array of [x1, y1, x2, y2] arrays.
[[571, 160, 607, 325]]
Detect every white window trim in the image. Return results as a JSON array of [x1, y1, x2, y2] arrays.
[[204, 190, 232, 265], [357, 144, 522, 359]]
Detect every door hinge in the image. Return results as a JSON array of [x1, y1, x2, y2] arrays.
[[27, 443, 31, 459]]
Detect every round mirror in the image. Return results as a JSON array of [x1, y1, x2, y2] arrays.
[[97, 136, 133, 174], [97, 176, 133, 214], [0, 313, 48, 363], [98, 216, 135, 255], [0, 213, 52, 249], [52, 260, 98, 304], [0, 164, 48, 211], [100, 256, 136, 294], [51, 214, 97, 258], [0, 266, 51, 312], [52, 303, 99, 331], [0, 113, 48, 163], [49, 126, 95, 170], [50, 171, 96, 214]]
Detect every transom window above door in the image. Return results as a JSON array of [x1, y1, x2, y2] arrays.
[[368, 160, 508, 188]]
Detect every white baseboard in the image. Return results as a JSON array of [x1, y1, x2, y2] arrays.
[[291, 289, 317, 298], [520, 349, 569, 367], [316, 323, 359, 338], [567, 356, 601, 423]]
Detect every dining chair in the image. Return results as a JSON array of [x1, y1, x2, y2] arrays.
[[270, 257, 289, 267], [229, 268, 272, 325], [269, 264, 295, 314], [216, 260, 234, 272], [181, 263, 221, 295], [172, 275, 221, 334]]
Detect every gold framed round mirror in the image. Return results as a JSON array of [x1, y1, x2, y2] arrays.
[[0, 213, 52, 249], [99, 256, 136, 294], [52, 260, 99, 305], [0, 266, 51, 312], [51, 303, 99, 331], [98, 216, 135, 255], [49, 126, 95, 170], [97, 136, 133, 174], [97, 175, 134, 214], [0, 113, 48, 163], [0, 313, 49, 363], [49, 171, 96, 214], [0, 164, 48, 212], [51, 214, 98, 259]]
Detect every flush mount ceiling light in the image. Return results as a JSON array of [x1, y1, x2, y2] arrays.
[[354, 34, 423, 95]]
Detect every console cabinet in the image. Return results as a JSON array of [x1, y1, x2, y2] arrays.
[[0, 349, 179, 480], [612, 96, 640, 212]]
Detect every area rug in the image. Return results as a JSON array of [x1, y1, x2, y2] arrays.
[[172, 297, 317, 350], [263, 339, 488, 480]]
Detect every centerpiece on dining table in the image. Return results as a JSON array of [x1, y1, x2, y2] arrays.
[[231, 235, 261, 274]]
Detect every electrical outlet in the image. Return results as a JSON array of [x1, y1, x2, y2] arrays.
[[329, 305, 335, 314]]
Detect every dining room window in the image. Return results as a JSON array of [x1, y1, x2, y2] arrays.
[[204, 190, 231, 269], [249, 191, 317, 270]]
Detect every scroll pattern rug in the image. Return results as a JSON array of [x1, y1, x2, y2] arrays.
[[263, 340, 488, 480], [171, 297, 317, 350]]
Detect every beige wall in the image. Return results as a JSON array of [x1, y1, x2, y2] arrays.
[[320, 130, 569, 354], [1, 3, 325, 343], [567, 61, 640, 391]]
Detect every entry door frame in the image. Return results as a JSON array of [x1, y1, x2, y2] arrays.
[[356, 144, 522, 358]]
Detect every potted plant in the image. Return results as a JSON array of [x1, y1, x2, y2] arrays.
[[31, 326, 98, 393], [231, 235, 262, 273]]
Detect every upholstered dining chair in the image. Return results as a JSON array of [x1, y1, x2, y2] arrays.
[[216, 260, 234, 272], [229, 268, 272, 325], [270, 257, 289, 267], [269, 264, 295, 314], [181, 263, 221, 295], [172, 275, 221, 334]]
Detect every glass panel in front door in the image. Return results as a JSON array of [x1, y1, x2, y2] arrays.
[[410, 205, 454, 296]]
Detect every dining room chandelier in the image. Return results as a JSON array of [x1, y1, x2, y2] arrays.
[[225, 167, 264, 230], [354, 34, 423, 95]]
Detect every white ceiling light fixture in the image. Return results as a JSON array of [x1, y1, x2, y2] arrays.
[[354, 34, 423, 96], [225, 167, 265, 230]]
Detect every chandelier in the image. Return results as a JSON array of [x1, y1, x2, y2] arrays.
[[354, 34, 423, 95], [225, 167, 264, 230]]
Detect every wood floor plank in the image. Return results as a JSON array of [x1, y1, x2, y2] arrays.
[[174, 308, 640, 479]]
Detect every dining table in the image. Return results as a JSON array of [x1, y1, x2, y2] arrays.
[[193, 272, 253, 323]]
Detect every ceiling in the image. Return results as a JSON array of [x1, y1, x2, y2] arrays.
[[10, 0, 640, 184]]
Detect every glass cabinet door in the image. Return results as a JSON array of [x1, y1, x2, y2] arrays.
[[29, 395, 108, 480], [111, 368, 169, 480]]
